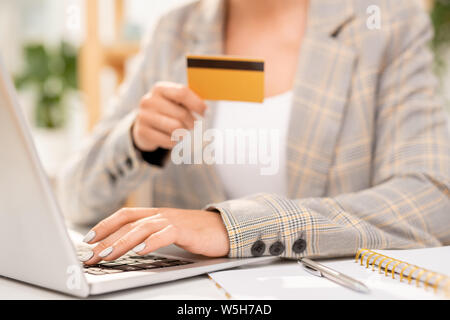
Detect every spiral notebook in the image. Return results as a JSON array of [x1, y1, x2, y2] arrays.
[[355, 248, 449, 297], [208, 246, 450, 299]]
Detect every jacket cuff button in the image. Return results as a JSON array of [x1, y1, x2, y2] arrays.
[[107, 170, 117, 185], [125, 157, 133, 170], [117, 166, 125, 177], [292, 238, 307, 254], [251, 240, 266, 257], [269, 241, 285, 256]]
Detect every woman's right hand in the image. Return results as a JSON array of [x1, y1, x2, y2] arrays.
[[132, 82, 207, 152]]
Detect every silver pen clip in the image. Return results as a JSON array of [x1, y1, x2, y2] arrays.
[[299, 260, 322, 277]]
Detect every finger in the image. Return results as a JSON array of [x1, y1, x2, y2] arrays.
[[83, 222, 136, 265], [83, 208, 159, 244], [142, 96, 196, 130], [133, 224, 177, 255], [134, 123, 178, 150], [140, 110, 186, 135], [100, 218, 169, 261], [154, 83, 207, 115]]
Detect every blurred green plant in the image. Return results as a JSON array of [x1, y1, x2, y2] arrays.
[[431, 0, 450, 75], [14, 42, 78, 129]]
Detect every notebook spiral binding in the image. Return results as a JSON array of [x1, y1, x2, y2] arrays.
[[355, 248, 450, 298]]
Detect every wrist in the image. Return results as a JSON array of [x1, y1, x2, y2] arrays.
[[130, 123, 170, 167], [130, 122, 158, 153]]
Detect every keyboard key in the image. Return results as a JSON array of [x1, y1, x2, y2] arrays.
[[99, 261, 127, 267], [150, 261, 176, 267], [116, 256, 133, 261], [132, 260, 158, 264], [85, 268, 106, 275], [162, 259, 182, 264], [129, 255, 161, 261], [172, 261, 194, 266], [122, 258, 142, 263], [102, 269, 125, 274], [130, 263, 164, 270], [109, 265, 145, 272], [128, 255, 147, 259]]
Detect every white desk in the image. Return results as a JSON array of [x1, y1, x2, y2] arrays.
[[0, 224, 225, 300], [0, 274, 224, 300]]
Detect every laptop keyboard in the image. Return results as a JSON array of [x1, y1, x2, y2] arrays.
[[76, 246, 194, 276]]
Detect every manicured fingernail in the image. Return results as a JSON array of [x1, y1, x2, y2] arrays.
[[133, 242, 146, 253], [83, 230, 96, 243], [99, 247, 114, 258], [79, 250, 94, 262]]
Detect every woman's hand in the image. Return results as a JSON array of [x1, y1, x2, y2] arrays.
[[132, 82, 207, 152], [81, 208, 230, 265]]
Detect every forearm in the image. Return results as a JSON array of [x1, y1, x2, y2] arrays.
[[207, 173, 450, 259]]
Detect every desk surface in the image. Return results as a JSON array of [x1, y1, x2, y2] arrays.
[[1, 224, 225, 300], [0, 274, 225, 300]]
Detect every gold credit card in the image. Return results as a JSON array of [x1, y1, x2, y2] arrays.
[[186, 55, 264, 103]]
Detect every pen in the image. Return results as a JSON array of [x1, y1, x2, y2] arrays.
[[299, 258, 370, 294]]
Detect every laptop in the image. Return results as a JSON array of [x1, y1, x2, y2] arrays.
[[0, 56, 276, 297]]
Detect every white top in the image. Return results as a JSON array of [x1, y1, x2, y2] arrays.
[[212, 91, 293, 199]]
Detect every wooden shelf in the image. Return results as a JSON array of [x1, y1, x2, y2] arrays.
[[79, 0, 139, 131], [102, 42, 140, 82], [102, 42, 140, 65], [424, 0, 434, 11]]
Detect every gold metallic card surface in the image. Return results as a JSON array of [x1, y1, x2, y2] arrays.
[[187, 55, 264, 103]]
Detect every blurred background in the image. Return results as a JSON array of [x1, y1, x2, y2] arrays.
[[0, 0, 189, 179], [0, 0, 449, 183]]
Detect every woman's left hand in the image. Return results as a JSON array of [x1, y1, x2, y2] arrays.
[[81, 208, 230, 265]]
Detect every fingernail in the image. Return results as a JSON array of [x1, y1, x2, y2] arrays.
[[79, 250, 94, 262], [133, 242, 146, 253], [83, 230, 96, 243], [99, 246, 114, 258]]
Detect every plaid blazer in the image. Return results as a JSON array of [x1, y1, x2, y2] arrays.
[[59, 0, 450, 259]]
